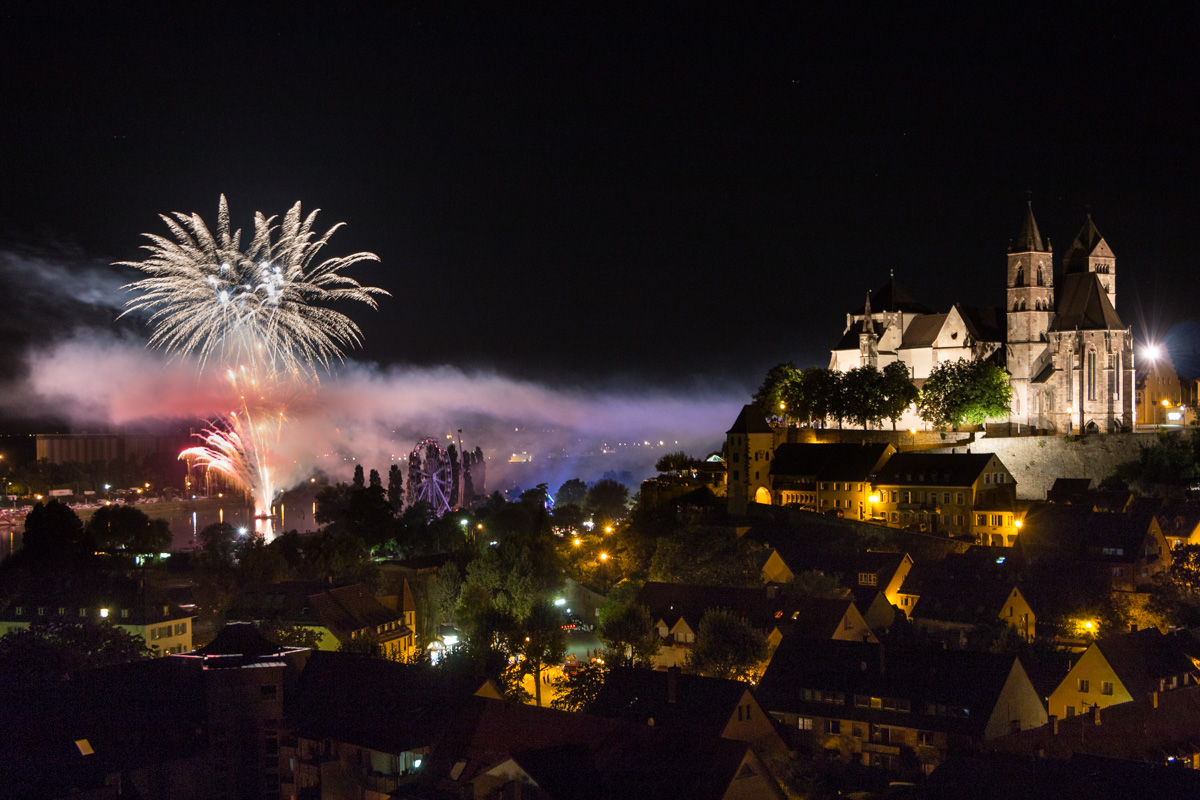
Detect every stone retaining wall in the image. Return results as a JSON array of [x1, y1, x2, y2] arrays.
[[928, 431, 1158, 500]]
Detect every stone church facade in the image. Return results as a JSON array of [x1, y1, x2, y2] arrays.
[[829, 204, 1134, 434]]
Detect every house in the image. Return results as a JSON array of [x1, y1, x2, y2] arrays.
[[287, 650, 502, 798], [1022, 505, 1171, 591], [909, 751, 1200, 800], [635, 582, 875, 669], [0, 656, 209, 799], [1046, 477, 1095, 504], [589, 666, 787, 757], [756, 638, 1047, 774], [228, 580, 417, 660], [726, 404, 778, 514], [768, 442, 895, 519], [1152, 503, 1200, 550], [765, 547, 914, 614], [899, 547, 1038, 643], [0, 575, 194, 656], [870, 451, 1020, 542], [0, 622, 309, 800], [1046, 627, 1200, 721], [990, 681, 1200, 769], [416, 695, 788, 800]]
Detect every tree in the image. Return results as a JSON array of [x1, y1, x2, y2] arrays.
[[514, 601, 568, 707], [918, 357, 1013, 429], [782, 570, 851, 600], [648, 526, 766, 587], [1109, 431, 1200, 497], [197, 522, 240, 570], [254, 620, 324, 650], [0, 619, 151, 681], [368, 468, 382, 489], [430, 562, 462, 625], [752, 362, 802, 418], [586, 479, 630, 522], [555, 478, 588, 507], [654, 451, 697, 474], [598, 602, 661, 667], [387, 464, 404, 510], [21, 500, 88, 565], [551, 660, 609, 712], [880, 360, 920, 429], [804, 367, 843, 428], [85, 504, 171, 555], [841, 366, 886, 430], [683, 608, 768, 681], [352, 464, 365, 489]]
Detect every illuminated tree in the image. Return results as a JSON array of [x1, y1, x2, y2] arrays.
[[598, 602, 661, 667], [918, 357, 1012, 429], [683, 608, 768, 681], [880, 360, 920, 429]]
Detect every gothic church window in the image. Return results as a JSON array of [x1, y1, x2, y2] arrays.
[[1088, 350, 1097, 400], [1037, 265, 1045, 286], [1015, 266, 1024, 286]]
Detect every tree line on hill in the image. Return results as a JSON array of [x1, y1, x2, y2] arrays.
[[754, 357, 1012, 430]]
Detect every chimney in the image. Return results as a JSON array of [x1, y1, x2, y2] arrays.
[[1050, 715, 1058, 735], [667, 666, 680, 704], [1093, 705, 1102, 725]]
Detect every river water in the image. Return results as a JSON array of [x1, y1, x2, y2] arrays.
[[0, 495, 325, 557]]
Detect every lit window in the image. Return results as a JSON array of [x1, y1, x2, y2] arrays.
[[1078, 679, 1089, 693]]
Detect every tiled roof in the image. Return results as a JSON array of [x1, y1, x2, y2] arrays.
[[0, 574, 189, 626], [725, 404, 774, 435], [1094, 628, 1200, 701], [851, 277, 932, 314], [636, 582, 769, 629], [589, 667, 752, 736], [308, 584, 404, 639], [956, 304, 1006, 343], [872, 452, 998, 487], [289, 650, 497, 753], [1050, 271, 1124, 331], [757, 637, 1023, 738], [421, 696, 760, 800], [899, 313, 947, 348], [770, 442, 892, 482], [194, 621, 303, 661]]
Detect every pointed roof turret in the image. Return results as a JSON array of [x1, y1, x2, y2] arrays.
[[1063, 214, 1110, 272], [863, 290, 872, 318], [1010, 202, 1048, 253]]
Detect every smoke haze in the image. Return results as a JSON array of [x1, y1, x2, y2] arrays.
[[11, 331, 743, 494]]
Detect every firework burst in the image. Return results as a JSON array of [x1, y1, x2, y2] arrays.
[[122, 197, 387, 534], [121, 195, 388, 377]]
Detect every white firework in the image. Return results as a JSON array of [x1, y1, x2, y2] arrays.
[[121, 195, 388, 376], [122, 196, 387, 534]]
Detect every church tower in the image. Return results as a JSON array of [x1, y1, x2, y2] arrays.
[[1062, 214, 1117, 311], [1005, 203, 1054, 430]]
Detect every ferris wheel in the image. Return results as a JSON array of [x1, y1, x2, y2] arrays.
[[408, 437, 453, 517]]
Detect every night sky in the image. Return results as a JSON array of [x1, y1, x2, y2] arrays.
[[3, 3, 1199, 395]]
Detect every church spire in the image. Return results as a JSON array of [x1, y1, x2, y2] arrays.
[[1010, 201, 1048, 253], [863, 289, 872, 319]]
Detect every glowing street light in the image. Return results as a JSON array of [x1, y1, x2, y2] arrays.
[[599, 552, 609, 562]]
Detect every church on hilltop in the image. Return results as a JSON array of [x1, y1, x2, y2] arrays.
[[828, 204, 1135, 434]]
